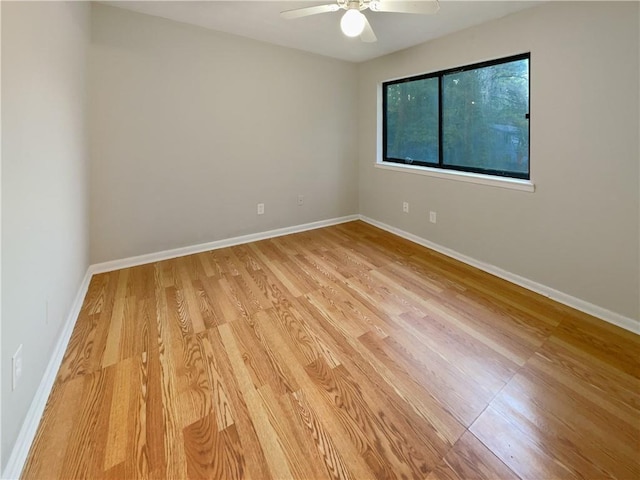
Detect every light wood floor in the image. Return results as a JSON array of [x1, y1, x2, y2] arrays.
[[23, 221, 639, 479]]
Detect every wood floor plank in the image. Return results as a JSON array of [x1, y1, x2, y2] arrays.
[[204, 328, 273, 480], [81, 271, 113, 316], [183, 416, 245, 480], [144, 304, 167, 477], [330, 346, 453, 473], [190, 278, 221, 328], [128, 351, 150, 479], [208, 250, 242, 278], [269, 300, 343, 369], [256, 384, 330, 480], [410, 251, 564, 329], [422, 300, 531, 366], [103, 357, 134, 470], [242, 262, 296, 311], [58, 367, 116, 479], [229, 313, 300, 395], [57, 271, 120, 382], [426, 431, 519, 480], [470, 405, 581, 480], [198, 332, 235, 431], [551, 315, 640, 377], [22, 376, 85, 480], [396, 311, 518, 393], [226, 270, 270, 317], [198, 275, 245, 324], [289, 390, 355, 480], [177, 262, 207, 334], [250, 238, 292, 264], [308, 357, 440, 479], [174, 333, 215, 428], [153, 264, 188, 479], [533, 336, 640, 423], [218, 322, 294, 480], [127, 263, 156, 300], [254, 313, 379, 480], [22, 221, 640, 480], [292, 296, 466, 446], [487, 359, 640, 478], [379, 331, 494, 424]]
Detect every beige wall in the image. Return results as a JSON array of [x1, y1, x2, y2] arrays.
[[1, 1, 90, 469], [358, 1, 639, 323], [89, 4, 359, 264]]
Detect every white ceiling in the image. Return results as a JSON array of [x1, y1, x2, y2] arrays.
[[102, 0, 543, 62]]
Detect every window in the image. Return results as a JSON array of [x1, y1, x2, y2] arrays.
[[383, 53, 530, 180]]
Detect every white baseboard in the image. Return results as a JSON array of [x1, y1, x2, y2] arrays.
[[90, 215, 360, 275], [1, 269, 93, 480], [359, 215, 640, 335]]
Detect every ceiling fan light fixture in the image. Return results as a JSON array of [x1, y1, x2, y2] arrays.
[[340, 9, 366, 37]]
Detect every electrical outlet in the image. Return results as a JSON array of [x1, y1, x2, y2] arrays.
[[12, 344, 23, 391], [257, 203, 265, 215], [297, 194, 304, 206], [429, 211, 437, 224], [403, 202, 409, 213]]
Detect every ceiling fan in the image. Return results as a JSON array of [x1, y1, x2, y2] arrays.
[[281, 0, 440, 43]]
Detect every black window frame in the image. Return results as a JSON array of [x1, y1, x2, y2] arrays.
[[382, 53, 531, 180]]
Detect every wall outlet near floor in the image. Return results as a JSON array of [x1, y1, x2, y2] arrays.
[[403, 201, 409, 213], [297, 194, 304, 206], [257, 203, 265, 215], [12, 344, 23, 391], [429, 211, 437, 224]]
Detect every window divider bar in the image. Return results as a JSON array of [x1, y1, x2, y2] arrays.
[[438, 75, 443, 168]]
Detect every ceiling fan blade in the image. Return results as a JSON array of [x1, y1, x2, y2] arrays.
[[281, 4, 340, 20], [370, 0, 440, 15], [360, 15, 377, 43]]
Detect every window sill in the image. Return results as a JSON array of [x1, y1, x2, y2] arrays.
[[375, 162, 535, 192]]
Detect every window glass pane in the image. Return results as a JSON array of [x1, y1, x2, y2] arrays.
[[442, 58, 529, 176], [385, 77, 439, 164]]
